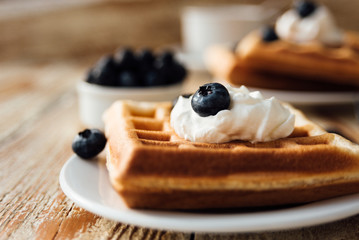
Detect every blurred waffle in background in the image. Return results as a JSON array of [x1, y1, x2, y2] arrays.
[[201, 0, 359, 108]]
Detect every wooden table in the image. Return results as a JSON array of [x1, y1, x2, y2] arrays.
[[1, 61, 359, 239]]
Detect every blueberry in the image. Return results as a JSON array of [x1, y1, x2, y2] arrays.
[[295, 0, 317, 18], [157, 51, 174, 66], [191, 83, 230, 117], [157, 64, 173, 85], [138, 49, 155, 67], [114, 48, 138, 70], [261, 25, 279, 42], [156, 51, 187, 85], [87, 55, 117, 86], [142, 69, 166, 86], [85, 69, 96, 84], [72, 129, 107, 159], [171, 63, 187, 84], [117, 71, 141, 87]]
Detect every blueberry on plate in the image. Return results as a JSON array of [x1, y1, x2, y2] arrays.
[[295, 0, 317, 18], [191, 83, 230, 117], [72, 129, 107, 159], [261, 25, 279, 42], [86, 55, 117, 86]]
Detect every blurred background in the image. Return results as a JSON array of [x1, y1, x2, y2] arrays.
[[1, 0, 359, 66]]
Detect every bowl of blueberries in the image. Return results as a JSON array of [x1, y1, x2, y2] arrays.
[[77, 48, 187, 128]]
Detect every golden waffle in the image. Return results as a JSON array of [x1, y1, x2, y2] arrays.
[[103, 100, 359, 210], [205, 31, 359, 91]]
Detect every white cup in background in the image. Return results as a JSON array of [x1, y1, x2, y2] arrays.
[[180, 4, 280, 69]]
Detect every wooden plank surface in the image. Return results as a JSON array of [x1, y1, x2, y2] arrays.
[[0, 62, 192, 240], [1, 62, 359, 239]]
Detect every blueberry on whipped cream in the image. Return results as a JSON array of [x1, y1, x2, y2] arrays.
[[261, 25, 279, 42], [171, 84, 295, 143], [275, 0, 343, 45], [191, 83, 230, 117], [295, 0, 317, 18]]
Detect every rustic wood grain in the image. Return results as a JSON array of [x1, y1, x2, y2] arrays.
[[197, 214, 359, 239], [0, 63, 83, 141], [0, 63, 191, 240]]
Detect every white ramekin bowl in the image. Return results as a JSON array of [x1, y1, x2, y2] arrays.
[[77, 81, 183, 129]]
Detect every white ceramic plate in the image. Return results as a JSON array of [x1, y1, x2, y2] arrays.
[[60, 155, 359, 233]]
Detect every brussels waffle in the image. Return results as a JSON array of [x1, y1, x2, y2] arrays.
[[205, 31, 359, 91], [103, 100, 359, 210]]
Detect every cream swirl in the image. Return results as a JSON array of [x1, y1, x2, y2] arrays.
[[170, 85, 295, 143], [275, 6, 344, 46]]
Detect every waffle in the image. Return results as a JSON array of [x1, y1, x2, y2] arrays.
[[205, 31, 359, 91], [103, 100, 359, 210]]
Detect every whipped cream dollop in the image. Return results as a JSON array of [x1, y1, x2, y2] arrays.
[[170, 85, 295, 143], [275, 6, 344, 46]]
